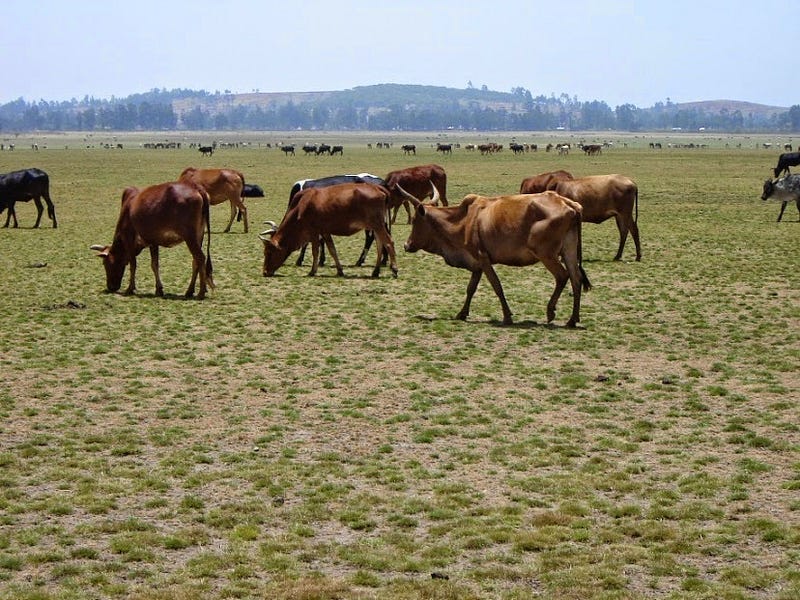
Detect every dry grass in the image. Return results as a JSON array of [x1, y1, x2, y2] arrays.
[[0, 131, 798, 599]]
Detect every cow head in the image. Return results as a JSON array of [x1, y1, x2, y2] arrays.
[[90, 244, 126, 292], [259, 221, 288, 276], [396, 183, 441, 253], [762, 179, 775, 201]]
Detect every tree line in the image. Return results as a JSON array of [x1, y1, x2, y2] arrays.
[[1, 86, 798, 133]]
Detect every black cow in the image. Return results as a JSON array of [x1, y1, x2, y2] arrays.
[[316, 144, 332, 155], [281, 145, 295, 156], [242, 183, 265, 198], [330, 145, 344, 156], [199, 145, 213, 157], [286, 173, 388, 266], [774, 152, 800, 178], [402, 144, 416, 155], [0, 168, 58, 228]]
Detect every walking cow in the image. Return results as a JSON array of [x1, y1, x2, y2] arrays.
[[0, 168, 58, 228]]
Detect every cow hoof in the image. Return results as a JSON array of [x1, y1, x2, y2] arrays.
[[566, 319, 578, 328], [455, 312, 468, 321]]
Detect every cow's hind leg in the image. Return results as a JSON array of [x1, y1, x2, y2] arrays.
[[43, 190, 57, 228], [149, 246, 165, 297], [371, 227, 397, 278], [355, 231, 375, 266], [539, 256, 571, 325], [223, 201, 237, 233], [184, 239, 207, 298]]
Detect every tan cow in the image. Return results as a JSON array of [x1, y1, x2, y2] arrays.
[[552, 174, 641, 261], [178, 167, 247, 233], [90, 182, 214, 299], [399, 185, 591, 327]]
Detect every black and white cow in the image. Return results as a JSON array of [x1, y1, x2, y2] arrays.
[[285, 173, 388, 266], [762, 175, 800, 222], [0, 168, 58, 228]]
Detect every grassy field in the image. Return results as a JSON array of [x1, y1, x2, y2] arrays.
[[0, 130, 798, 600]]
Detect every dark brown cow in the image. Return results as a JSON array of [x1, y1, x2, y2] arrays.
[[552, 174, 641, 261], [179, 167, 247, 233], [90, 182, 214, 299], [399, 185, 591, 327], [384, 164, 448, 224], [519, 170, 574, 194], [260, 183, 397, 278]]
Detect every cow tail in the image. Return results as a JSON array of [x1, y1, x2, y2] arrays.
[[574, 210, 591, 292], [634, 186, 639, 224], [203, 192, 215, 289]]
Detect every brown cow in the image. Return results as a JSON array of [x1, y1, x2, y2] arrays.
[[260, 183, 397, 279], [399, 185, 591, 327], [90, 182, 214, 299], [178, 167, 247, 233], [384, 164, 448, 223], [551, 174, 641, 261], [519, 170, 574, 194]]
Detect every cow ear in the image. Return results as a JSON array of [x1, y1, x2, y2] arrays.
[[416, 204, 427, 217]]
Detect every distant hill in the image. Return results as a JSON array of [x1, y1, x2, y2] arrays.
[[2, 84, 795, 132]]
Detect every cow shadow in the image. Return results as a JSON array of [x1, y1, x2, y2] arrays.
[[412, 315, 585, 330]]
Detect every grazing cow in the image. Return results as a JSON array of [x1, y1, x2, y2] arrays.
[[0, 168, 58, 228], [552, 174, 641, 261], [399, 184, 591, 327], [90, 182, 214, 299], [436, 143, 453, 154], [519, 170, 574, 194], [383, 164, 448, 224], [302, 144, 318, 155], [287, 173, 387, 266], [773, 152, 800, 178], [260, 183, 397, 279], [402, 144, 416, 155], [281, 144, 295, 156], [330, 145, 344, 156], [510, 143, 525, 155], [316, 143, 332, 155], [178, 167, 248, 233], [582, 144, 602, 155], [199, 145, 214, 157], [242, 183, 265, 198], [762, 175, 800, 222]]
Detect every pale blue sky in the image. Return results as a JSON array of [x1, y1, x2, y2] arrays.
[[2, 0, 796, 108]]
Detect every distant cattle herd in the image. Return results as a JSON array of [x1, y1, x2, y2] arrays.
[[1, 139, 795, 325]]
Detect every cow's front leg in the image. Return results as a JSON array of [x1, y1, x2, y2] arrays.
[[125, 256, 138, 295], [457, 270, 483, 321]]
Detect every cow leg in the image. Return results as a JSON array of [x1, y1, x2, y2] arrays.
[[457, 270, 483, 321], [777, 201, 788, 222], [223, 200, 236, 233], [125, 255, 138, 295], [43, 190, 57, 228], [296, 243, 308, 266], [371, 227, 397, 278], [32, 197, 44, 228], [309, 239, 321, 276], [480, 262, 513, 324], [322, 235, 344, 276], [184, 238, 207, 299], [149, 246, 165, 297], [795, 200, 800, 221], [613, 214, 629, 261], [237, 200, 248, 233], [3, 205, 16, 228], [356, 231, 375, 266], [539, 256, 571, 325]]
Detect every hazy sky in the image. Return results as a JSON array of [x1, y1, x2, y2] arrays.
[[2, 0, 797, 108]]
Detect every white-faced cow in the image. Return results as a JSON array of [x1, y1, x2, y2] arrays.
[[762, 175, 800, 222], [0, 168, 58, 228], [384, 164, 448, 224], [774, 152, 800, 178], [90, 182, 214, 299], [260, 183, 397, 279], [550, 174, 641, 261], [178, 167, 247, 233], [399, 184, 591, 327]]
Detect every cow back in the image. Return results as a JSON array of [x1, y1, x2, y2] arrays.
[[554, 174, 636, 223]]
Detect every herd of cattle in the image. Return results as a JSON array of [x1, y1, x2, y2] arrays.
[[1, 149, 795, 326]]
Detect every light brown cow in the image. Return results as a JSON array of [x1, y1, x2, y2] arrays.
[[90, 182, 214, 299], [384, 164, 448, 223], [178, 167, 247, 233], [519, 170, 574, 194], [552, 174, 641, 261], [260, 183, 397, 278], [399, 185, 591, 327]]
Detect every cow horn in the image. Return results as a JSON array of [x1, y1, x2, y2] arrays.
[[263, 220, 277, 227], [429, 181, 441, 206], [394, 184, 422, 207], [89, 244, 105, 251]]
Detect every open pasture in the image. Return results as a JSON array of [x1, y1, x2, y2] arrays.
[[0, 132, 798, 599]]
